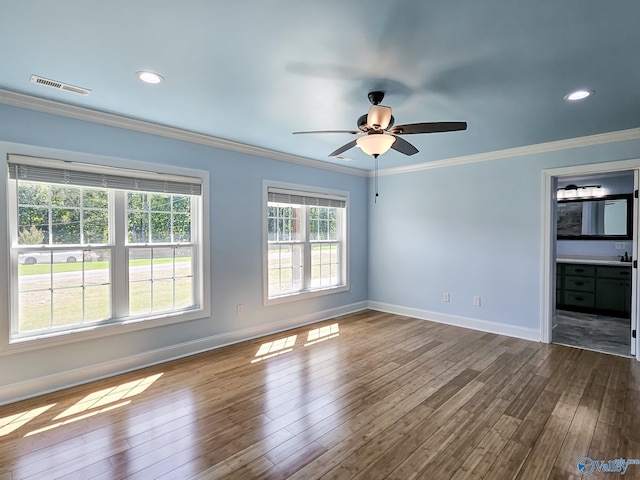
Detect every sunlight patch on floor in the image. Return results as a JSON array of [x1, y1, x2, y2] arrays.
[[305, 323, 340, 346], [25, 400, 132, 437], [14, 372, 163, 438], [52, 372, 163, 421], [251, 335, 297, 363], [0, 404, 56, 437]]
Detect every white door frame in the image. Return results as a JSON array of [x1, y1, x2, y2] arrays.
[[541, 158, 640, 360]]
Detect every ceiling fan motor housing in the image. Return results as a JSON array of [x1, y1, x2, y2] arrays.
[[357, 112, 395, 132], [368, 105, 392, 130], [367, 91, 385, 105]]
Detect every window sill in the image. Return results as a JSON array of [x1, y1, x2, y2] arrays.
[[265, 284, 350, 306], [1, 307, 209, 356]]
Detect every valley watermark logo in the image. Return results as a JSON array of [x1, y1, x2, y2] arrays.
[[578, 457, 640, 475]]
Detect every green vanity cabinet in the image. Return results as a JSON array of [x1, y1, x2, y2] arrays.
[[595, 266, 631, 315], [560, 264, 596, 309], [557, 262, 631, 317]]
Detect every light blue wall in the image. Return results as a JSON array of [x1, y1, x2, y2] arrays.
[[369, 139, 640, 330], [3, 99, 640, 397], [0, 104, 368, 388]]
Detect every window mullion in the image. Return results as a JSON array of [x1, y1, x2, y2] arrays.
[[113, 190, 128, 318], [8, 179, 19, 336], [47, 186, 53, 246], [80, 188, 85, 245], [303, 206, 311, 290], [191, 196, 200, 308]]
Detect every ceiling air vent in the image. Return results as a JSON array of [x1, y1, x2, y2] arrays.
[[30, 75, 91, 96]]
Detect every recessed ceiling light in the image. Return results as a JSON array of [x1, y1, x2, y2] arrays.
[[136, 71, 164, 84], [564, 89, 594, 101]]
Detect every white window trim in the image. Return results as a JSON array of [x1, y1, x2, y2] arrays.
[[1, 150, 211, 356], [262, 180, 350, 306]]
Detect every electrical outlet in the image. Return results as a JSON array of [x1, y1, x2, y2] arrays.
[[473, 296, 481, 307], [616, 242, 626, 250], [236, 304, 244, 316], [443, 292, 450, 302]]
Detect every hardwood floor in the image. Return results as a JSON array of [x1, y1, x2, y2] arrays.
[[2, 310, 640, 479]]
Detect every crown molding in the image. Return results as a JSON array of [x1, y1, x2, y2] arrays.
[[0, 88, 368, 177], [372, 127, 640, 177]]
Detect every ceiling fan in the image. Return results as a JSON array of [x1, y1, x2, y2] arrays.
[[293, 91, 467, 159]]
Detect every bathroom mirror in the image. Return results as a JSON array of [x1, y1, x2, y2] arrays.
[[557, 194, 633, 239]]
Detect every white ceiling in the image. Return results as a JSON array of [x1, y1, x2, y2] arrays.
[[1, 1, 639, 171]]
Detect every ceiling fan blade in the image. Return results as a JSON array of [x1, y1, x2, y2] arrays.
[[292, 130, 360, 135], [390, 121, 467, 135], [329, 140, 357, 157], [390, 136, 419, 156]]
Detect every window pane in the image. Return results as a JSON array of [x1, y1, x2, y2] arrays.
[[86, 249, 111, 285], [152, 248, 174, 279], [128, 192, 147, 211], [310, 207, 337, 242], [128, 247, 194, 314], [18, 290, 51, 332], [268, 244, 303, 296], [267, 203, 303, 243], [18, 258, 51, 290], [51, 186, 80, 207], [83, 209, 109, 244], [130, 248, 152, 282], [130, 280, 152, 315], [173, 214, 191, 242], [17, 248, 112, 334], [18, 251, 54, 335], [150, 193, 171, 211], [128, 212, 149, 243], [153, 279, 174, 312], [175, 247, 193, 277], [53, 257, 83, 288], [311, 243, 340, 288], [52, 288, 83, 327], [18, 207, 49, 245], [83, 188, 108, 209], [175, 277, 193, 308], [150, 213, 171, 243], [52, 208, 81, 244], [85, 285, 111, 322], [18, 182, 49, 206], [173, 196, 190, 212], [268, 217, 276, 242]]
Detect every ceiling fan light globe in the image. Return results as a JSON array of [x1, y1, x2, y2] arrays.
[[356, 134, 396, 157]]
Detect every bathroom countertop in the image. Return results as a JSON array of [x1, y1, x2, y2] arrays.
[[556, 255, 632, 266]]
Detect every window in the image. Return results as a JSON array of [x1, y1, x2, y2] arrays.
[[265, 184, 348, 302], [7, 155, 205, 344]]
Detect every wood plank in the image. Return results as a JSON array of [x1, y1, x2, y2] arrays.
[[0, 311, 636, 480]]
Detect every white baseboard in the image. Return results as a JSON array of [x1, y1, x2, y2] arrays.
[[367, 301, 541, 343], [1, 301, 368, 406]]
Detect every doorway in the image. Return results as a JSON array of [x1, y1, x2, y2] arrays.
[[553, 171, 634, 356], [542, 161, 639, 359]]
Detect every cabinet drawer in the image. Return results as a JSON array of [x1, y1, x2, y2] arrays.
[[597, 266, 631, 279], [563, 291, 595, 308], [564, 275, 595, 292], [563, 264, 595, 277]]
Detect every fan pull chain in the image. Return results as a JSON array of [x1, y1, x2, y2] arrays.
[[374, 155, 379, 203]]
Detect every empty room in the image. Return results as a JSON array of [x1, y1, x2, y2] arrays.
[[1, 2, 640, 479]]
